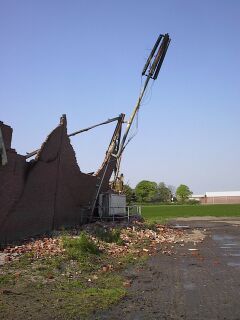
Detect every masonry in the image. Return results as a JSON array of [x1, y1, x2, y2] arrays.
[[0, 116, 116, 245]]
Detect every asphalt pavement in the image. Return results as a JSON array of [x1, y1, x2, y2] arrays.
[[92, 218, 240, 320]]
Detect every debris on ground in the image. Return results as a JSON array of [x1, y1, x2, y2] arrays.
[[0, 219, 206, 320], [1, 237, 63, 264], [0, 220, 205, 266]]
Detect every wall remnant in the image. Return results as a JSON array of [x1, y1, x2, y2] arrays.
[[0, 115, 117, 245]]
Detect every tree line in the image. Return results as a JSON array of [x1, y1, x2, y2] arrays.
[[123, 181, 193, 204]]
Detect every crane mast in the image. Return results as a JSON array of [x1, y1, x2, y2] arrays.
[[113, 33, 171, 186]]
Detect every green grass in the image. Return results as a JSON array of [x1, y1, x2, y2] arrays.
[[62, 232, 100, 261], [0, 273, 15, 286], [54, 273, 126, 318], [142, 204, 240, 222], [57, 287, 125, 318], [0, 243, 126, 319]]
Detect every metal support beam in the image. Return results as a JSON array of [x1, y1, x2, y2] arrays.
[[89, 114, 125, 221], [25, 115, 122, 159], [115, 33, 171, 181], [117, 34, 171, 159], [68, 116, 121, 137]]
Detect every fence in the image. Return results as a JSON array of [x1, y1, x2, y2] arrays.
[[97, 205, 141, 222]]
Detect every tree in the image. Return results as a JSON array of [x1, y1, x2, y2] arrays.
[[135, 180, 158, 203], [123, 184, 136, 205], [176, 184, 192, 203], [158, 182, 172, 203], [167, 185, 176, 197]]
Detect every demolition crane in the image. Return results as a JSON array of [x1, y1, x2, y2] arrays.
[[113, 33, 171, 186]]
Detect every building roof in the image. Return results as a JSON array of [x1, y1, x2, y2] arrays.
[[206, 191, 240, 197], [191, 194, 205, 198]]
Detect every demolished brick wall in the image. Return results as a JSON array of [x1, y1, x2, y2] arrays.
[[0, 122, 26, 238], [0, 116, 116, 245]]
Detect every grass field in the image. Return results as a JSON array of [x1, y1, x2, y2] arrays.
[[142, 204, 240, 222]]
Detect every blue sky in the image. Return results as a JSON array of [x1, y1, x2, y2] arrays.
[[1, 0, 240, 193]]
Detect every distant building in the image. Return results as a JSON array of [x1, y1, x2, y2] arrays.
[[189, 194, 205, 202], [190, 191, 240, 204]]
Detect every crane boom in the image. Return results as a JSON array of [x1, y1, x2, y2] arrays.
[[117, 33, 171, 158]]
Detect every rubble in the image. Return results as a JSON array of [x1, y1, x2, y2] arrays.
[[0, 220, 205, 266], [1, 237, 63, 263]]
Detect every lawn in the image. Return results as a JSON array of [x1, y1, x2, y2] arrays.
[[142, 204, 240, 222]]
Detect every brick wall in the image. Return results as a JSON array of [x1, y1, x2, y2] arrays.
[[0, 122, 26, 239], [205, 196, 240, 204], [0, 116, 116, 245]]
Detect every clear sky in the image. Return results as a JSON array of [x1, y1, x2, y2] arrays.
[[1, 0, 240, 193]]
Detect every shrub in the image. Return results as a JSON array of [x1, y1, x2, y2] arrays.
[[95, 227, 123, 245], [62, 232, 100, 261]]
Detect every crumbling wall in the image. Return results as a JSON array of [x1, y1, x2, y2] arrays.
[[0, 117, 116, 245], [0, 122, 26, 231]]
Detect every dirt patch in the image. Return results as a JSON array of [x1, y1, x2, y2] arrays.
[[178, 229, 205, 243]]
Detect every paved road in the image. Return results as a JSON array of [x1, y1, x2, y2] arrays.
[[92, 219, 240, 320]]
